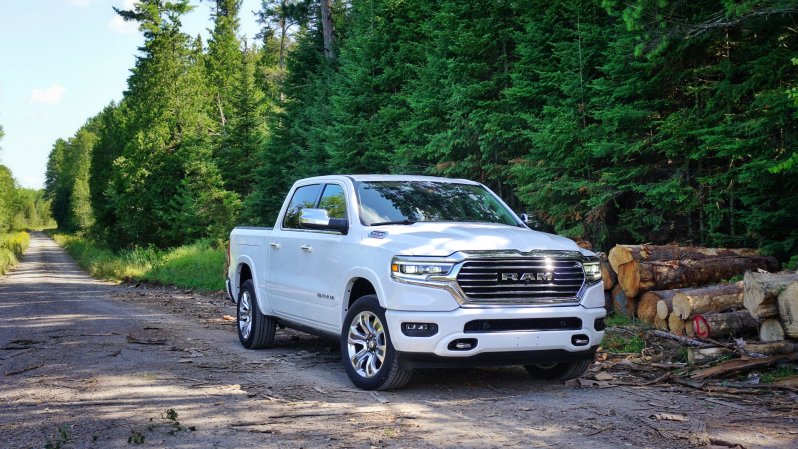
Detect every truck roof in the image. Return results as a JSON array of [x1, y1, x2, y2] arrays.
[[298, 174, 482, 185]]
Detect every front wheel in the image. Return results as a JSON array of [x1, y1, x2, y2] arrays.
[[524, 359, 592, 381], [341, 295, 413, 390]]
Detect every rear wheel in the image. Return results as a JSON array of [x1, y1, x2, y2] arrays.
[[237, 280, 276, 349], [524, 359, 591, 381], [341, 295, 413, 390]]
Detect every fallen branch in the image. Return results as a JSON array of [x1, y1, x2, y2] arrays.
[[126, 334, 167, 345], [651, 330, 714, 348], [691, 353, 798, 379], [5, 364, 44, 376]]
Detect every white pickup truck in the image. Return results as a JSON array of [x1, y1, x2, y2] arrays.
[[226, 175, 606, 390]]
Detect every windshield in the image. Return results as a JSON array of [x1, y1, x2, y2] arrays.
[[356, 181, 520, 226]]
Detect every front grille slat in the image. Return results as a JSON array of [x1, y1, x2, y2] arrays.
[[456, 257, 585, 305]]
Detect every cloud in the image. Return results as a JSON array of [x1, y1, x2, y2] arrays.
[[67, 0, 91, 6], [108, 1, 139, 34], [28, 83, 65, 105]]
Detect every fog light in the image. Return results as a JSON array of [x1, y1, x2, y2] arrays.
[[448, 338, 478, 351], [401, 322, 438, 337], [571, 334, 590, 346], [594, 317, 606, 332]]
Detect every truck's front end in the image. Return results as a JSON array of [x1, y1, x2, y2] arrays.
[[346, 176, 605, 386]]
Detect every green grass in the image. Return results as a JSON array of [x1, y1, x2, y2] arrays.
[[602, 314, 646, 354], [605, 314, 637, 327], [601, 331, 646, 354], [0, 231, 30, 275], [144, 240, 226, 291], [50, 232, 225, 291], [760, 365, 797, 383]]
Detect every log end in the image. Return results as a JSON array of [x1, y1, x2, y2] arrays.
[[608, 245, 633, 274]]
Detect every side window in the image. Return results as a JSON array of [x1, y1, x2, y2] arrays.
[[282, 184, 322, 229], [318, 184, 347, 220]]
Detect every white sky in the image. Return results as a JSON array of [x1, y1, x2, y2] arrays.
[[0, 0, 262, 189]]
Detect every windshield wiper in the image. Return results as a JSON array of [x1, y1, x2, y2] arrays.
[[370, 219, 417, 226]]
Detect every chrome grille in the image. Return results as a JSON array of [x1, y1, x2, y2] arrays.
[[456, 258, 585, 305]]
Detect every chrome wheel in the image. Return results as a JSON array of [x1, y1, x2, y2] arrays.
[[347, 311, 386, 378], [238, 290, 253, 340]]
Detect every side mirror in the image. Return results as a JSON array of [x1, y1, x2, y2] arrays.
[[519, 212, 539, 229], [299, 208, 348, 234]]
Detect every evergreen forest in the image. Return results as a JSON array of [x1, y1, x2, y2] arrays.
[[44, 0, 798, 258]]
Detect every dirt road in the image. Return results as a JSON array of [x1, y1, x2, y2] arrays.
[[0, 233, 795, 448]]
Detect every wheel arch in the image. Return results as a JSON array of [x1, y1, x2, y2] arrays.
[[341, 268, 386, 324], [233, 256, 257, 303]]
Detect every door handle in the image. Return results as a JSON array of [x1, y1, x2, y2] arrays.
[[269, 242, 281, 249], [300, 245, 312, 252]]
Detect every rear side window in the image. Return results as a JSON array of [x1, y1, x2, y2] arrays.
[[318, 184, 347, 220], [282, 184, 322, 229]]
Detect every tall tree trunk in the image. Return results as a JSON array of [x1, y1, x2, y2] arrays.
[[320, 0, 334, 61], [279, 16, 287, 73]]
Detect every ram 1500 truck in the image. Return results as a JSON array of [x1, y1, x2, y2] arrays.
[[226, 175, 606, 390]]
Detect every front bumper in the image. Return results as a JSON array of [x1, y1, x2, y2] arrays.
[[385, 305, 605, 362]]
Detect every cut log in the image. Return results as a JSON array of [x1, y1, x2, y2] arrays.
[[607, 244, 759, 274], [641, 290, 679, 321], [746, 340, 798, 355], [668, 312, 685, 335], [611, 284, 635, 318], [655, 293, 678, 320], [687, 347, 731, 365], [618, 256, 778, 298], [637, 291, 666, 323], [744, 271, 798, 319], [671, 282, 744, 320], [692, 311, 758, 338], [759, 319, 786, 342], [600, 258, 616, 291], [684, 320, 695, 338], [692, 353, 798, 379], [777, 281, 798, 338], [653, 316, 669, 331], [689, 340, 798, 364]]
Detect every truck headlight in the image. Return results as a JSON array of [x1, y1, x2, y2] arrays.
[[391, 257, 454, 281], [582, 261, 602, 284]]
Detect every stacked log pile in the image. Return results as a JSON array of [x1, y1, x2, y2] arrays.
[[602, 244, 798, 340]]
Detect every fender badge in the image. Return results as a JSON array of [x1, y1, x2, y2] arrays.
[[368, 231, 388, 239]]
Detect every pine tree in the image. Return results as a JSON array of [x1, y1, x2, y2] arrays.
[[325, 0, 430, 174], [509, 0, 613, 241], [244, 25, 329, 225], [109, 0, 238, 247], [217, 45, 269, 198], [207, 0, 243, 127], [400, 0, 524, 200]]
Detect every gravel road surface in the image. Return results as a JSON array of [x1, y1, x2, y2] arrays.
[[0, 232, 795, 448]]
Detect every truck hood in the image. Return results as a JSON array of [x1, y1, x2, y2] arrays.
[[363, 222, 587, 257]]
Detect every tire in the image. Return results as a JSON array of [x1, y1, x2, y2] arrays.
[[237, 279, 276, 349], [341, 295, 413, 390], [524, 359, 592, 381]]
